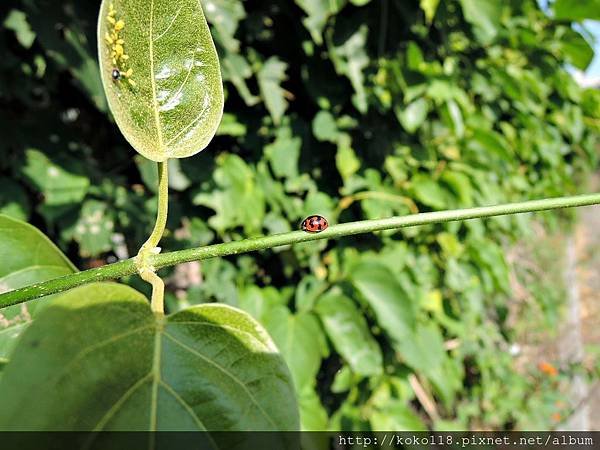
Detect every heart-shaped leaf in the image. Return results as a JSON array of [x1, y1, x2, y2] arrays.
[[98, 0, 224, 161], [0, 283, 299, 434], [0, 215, 76, 362]]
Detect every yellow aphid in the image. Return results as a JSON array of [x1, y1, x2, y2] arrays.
[[122, 54, 130, 60], [107, 16, 116, 25], [115, 20, 125, 31], [116, 39, 124, 45], [115, 44, 124, 56], [105, 35, 113, 45], [128, 79, 136, 87], [125, 68, 133, 77]]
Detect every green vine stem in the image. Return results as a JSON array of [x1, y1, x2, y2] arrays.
[[1, 192, 600, 309], [135, 160, 169, 314]]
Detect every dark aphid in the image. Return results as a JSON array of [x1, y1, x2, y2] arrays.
[[111, 68, 121, 81], [301, 215, 329, 233]]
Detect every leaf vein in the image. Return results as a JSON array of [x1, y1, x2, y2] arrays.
[[153, 5, 183, 42], [163, 331, 278, 429]]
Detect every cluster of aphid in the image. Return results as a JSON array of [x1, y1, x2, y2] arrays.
[[104, 2, 135, 86]]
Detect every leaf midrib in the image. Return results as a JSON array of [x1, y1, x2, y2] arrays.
[[148, 0, 165, 154]]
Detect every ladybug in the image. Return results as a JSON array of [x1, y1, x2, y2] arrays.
[[111, 68, 121, 81], [301, 215, 328, 233]]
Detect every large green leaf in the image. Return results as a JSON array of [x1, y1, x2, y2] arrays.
[[0, 283, 299, 433], [0, 215, 76, 361], [315, 292, 382, 377], [350, 263, 416, 344], [98, 0, 224, 161]]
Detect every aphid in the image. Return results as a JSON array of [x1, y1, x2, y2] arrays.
[[105, 3, 134, 87], [301, 215, 329, 233]]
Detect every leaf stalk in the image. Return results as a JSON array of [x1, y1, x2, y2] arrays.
[[135, 160, 169, 314], [1, 192, 599, 309]]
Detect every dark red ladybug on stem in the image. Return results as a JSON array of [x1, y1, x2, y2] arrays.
[[301, 215, 328, 233]]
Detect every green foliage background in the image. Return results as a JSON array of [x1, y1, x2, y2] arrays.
[[1, 0, 599, 431]]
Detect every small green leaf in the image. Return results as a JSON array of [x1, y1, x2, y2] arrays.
[[315, 292, 383, 377], [0, 285, 299, 432], [336, 134, 361, 181], [69, 200, 115, 257], [351, 263, 416, 344], [411, 174, 447, 209], [21, 149, 89, 206], [98, 0, 224, 161], [192, 154, 266, 234], [263, 306, 326, 391], [395, 98, 429, 134], [257, 57, 289, 125], [265, 125, 301, 179], [329, 25, 369, 113], [458, 0, 502, 43], [312, 110, 339, 142], [295, 0, 343, 44], [3, 10, 36, 48]]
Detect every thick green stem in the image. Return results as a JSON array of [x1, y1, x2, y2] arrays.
[[1, 192, 599, 309], [136, 160, 169, 314]]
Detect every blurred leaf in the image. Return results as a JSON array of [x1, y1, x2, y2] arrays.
[[69, 200, 114, 257], [203, 0, 246, 52], [316, 292, 383, 377], [351, 263, 416, 344], [97, 0, 224, 161], [295, 0, 344, 44], [420, 0, 441, 23], [4, 10, 36, 48], [556, 27, 594, 70], [264, 306, 326, 391], [221, 52, 260, 106], [257, 57, 289, 125], [21, 149, 89, 206], [0, 286, 300, 432], [193, 154, 265, 234], [298, 386, 329, 431], [329, 24, 369, 113], [395, 98, 429, 133], [411, 174, 447, 209], [370, 401, 427, 431], [312, 110, 339, 142], [336, 134, 360, 181], [554, 0, 600, 21], [265, 125, 301, 179], [0, 180, 30, 221], [458, 0, 502, 43], [216, 113, 247, 137]]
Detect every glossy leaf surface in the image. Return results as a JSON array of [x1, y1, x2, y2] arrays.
[[98, 0, 224, 161]]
